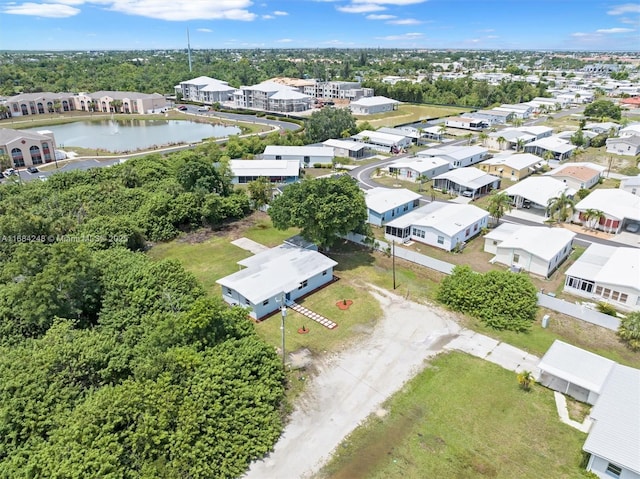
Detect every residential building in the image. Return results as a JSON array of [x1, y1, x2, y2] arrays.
[[352, 130, 411, 153], [606, 136, 640, 157], [349, 96, 399, 115], [444, 116, 487, 131], [574, 189, 640, 233], [262, 145, 334, 167], [483, 223, 575, 277], [228, 160, 300, 184], [322, 139, 368, 160], [538, 341, 640, 479], [305, 81, 373, 101], [384, 202, 489, 251], [174, 76, 236, 104], [216, 243, 337, 320], [470, 109, 514, 126], [378, 127, 421, 144], [364, 187, 422, 226], [484, 129, 536, 151], [524, 136, 577, 161], [493, 103, 534, 119], [584, 122, 621, 135], [0, 128, 57, 168], [620, 174, 640, 196], [432, 167, 501, 198], [564, 243, 640, 312], [387, 156, 451, 182], [545, 162, 605, 190], [417, 145, 488, 168], [504, 176, 575, 211], [233, 81, 313, 112], [4, 92, 77, 116], [478, 152, 543, 181], [619, 123, 640, 137]]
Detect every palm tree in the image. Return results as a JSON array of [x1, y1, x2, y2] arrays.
[[53, 100, 62, 113], [547, 192, 576, 223], [478, 131, 488, 146], [111, 100, 123, 113], [512, 117, 524, 127], [517, 371, 535, 391], [464, 133, 473, 145], [438, 123, 448, 137], [417, 174, 431, 192], [543, 150, 556, 162], [515, 138, 525, 152], [487, 191, 513, 225], [583, 208, 605, 231], [0, 104, 8, 119], [497, 136, 507, 150]]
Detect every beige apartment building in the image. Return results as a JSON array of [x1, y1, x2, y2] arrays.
[[0, 128, 57, 168]]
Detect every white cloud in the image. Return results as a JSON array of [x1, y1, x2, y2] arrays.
[[337, 3, 385, 13], [366, 14, 395, 19], [376, 32, 423, 40], [3, 2, 80, 17], [197, 28, 213, 32], [276, 38, 293, 43], [486, 35, 498, 39], [262, 14, 274, 19], [353, 0, 426, 4], [107, 0, 257, 21], [387, 18, 421, 25], [273, 10, 288, 15], [595, 27, 634, 33], [607, 3, 640, 15], [620, 17, 640, 24]]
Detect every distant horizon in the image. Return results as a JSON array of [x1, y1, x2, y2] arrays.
[[1, 0, 638, 51]]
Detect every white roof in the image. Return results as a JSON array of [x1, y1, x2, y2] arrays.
[[565, 243, 640, 291], [350, 96, 399, 107], [180, 76, 229, 86], [620, 124, 640, 137], [269, 89, 311, 100], [389, 155, 450, 174], [245, 81, 297, 93], [322, 139, 367, 152], [385, 202, 489, 236], [230, 160, 300, 177], [433, 167, 500, 190], [583, 364, 640, 475], [216, 244, 337, 304], [575, 188, 640, 221], [489, 224, 575, 261], [418, 145, 488, 161], [504, 177, 575, 206], [263, 145, 334, 158], [353, 130, 407, 146], [488, 129, 535, 143], [518, 125, 553, 137], [620, 174, 640, 188], [365, 187, 421, 214], [538, 340, 615, 394], [480, 153, 541, 170], [526, 136, 577, 154]]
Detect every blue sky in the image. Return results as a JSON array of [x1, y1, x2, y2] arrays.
[[1, 0, 638, 51]]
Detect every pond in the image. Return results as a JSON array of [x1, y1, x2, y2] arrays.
[[26, 118, 242, 153]]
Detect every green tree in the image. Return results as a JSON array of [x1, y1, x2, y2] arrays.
[[268, 176, 367, 249], [618, 311, 640, 351], [570, 129, 585, 147], [547, 192, 576, 223], [517, 371, 535, 391], [582, 208, 604, 230], [247, 176, 272, 210], [584, 100, 621, 120], [305, 107, 357, 143], [487, 191, 513, 225]]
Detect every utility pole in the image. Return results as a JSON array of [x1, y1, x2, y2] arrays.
[[392, 240, 396, 290], [279, 292, 287, 368], [187, 28, 193, 73]]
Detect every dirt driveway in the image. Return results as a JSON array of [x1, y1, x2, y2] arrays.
[[244, 287, 461, 479]]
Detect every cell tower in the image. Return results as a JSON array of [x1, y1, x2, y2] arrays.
[[187, 28, 192, 72]]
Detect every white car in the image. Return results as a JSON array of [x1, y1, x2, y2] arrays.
[[625, 223, 640, 233]]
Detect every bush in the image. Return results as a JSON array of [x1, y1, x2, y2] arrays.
[[597, 302, 618, 316], [618, 311, 640, 351]]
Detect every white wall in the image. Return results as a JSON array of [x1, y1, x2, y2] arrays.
[[588, 454, 640, 479]]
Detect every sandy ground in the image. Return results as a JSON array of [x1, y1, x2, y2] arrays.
[[244, 287, 460, 479]]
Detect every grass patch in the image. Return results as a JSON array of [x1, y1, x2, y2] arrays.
[[565, 397, 591, 423], [320, 352, 587, 479], [356, 104, 471, 128]]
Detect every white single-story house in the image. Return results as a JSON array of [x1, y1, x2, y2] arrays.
[[483, 223, 575, 277], [544, 162, 605, 191], [538, 340, 615, 405], [365, 187, 422, 226], [478, 152, 543, 181], [444, 116, 487, 131], [352, 130, 412, 153], [216, 243, 337, 320], [433, 167, 501, 198], [228, 159, 300, 184], [537, 341, 640, 479], [470, 109, 514, 125], [620, 174, 640, 196], [349, 96, 399, 115], [417, 145, 488, 168], [322, 139, 369, 160], [573, 189, 640, 234], [503, 176, 575, 211], [518, 125, 554, 140], [564, 243, 640, 312], [387, 156, 451, 182], [494, 103, 535, 119], [606, 135, 640, 157], [584, 122, 621, 135], [377, 126, 422, 144], [583, 363, 640, 479], [262, 145, 334, 167], [619, 123, 640, 137], [384, 202, 489, 251], [524, 136, 577, 161]]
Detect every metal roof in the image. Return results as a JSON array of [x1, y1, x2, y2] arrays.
[[385, 202, 489, 237], [365, 187, 421, 214]]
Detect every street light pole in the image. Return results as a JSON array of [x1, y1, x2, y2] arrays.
[[392, 239, 396, 290], [280, 292, 287, 368]]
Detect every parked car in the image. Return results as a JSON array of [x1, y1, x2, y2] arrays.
[[3, 168, 16, 176], [177, 105, 188, 111], [27, 166, 39, 174], [625, 223, 640, 233], [38, 175, 47, 182], [461, 190, 474, 197], [197, 106, 210, 112]]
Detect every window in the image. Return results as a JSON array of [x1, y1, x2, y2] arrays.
[[245, 298, 251, 305], [298, 280, 308, 290], [493, 240, 498, 245], [403, 204, 408, 211], [603, 288, 611, 298], [596, 286, 603, 295], [513, 253, 520, 263], [465, 228, 471, 236], [611, 291, 620, 301], [263, 299, 269, 306], [226, 288, 233, 295], [474, 224, 478, 232], [437, 236, 444, 245], [322, 270, 327, 276], [620, 293, 628, 302], [275, 155, 282, 160], [606, 463, 622, 477]]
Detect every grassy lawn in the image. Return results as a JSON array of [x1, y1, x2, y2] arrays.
[[320, 352, 588, 479], [356, 104, 471, 128]]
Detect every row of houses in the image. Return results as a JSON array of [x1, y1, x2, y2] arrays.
[[606, 122, 640, 157]]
